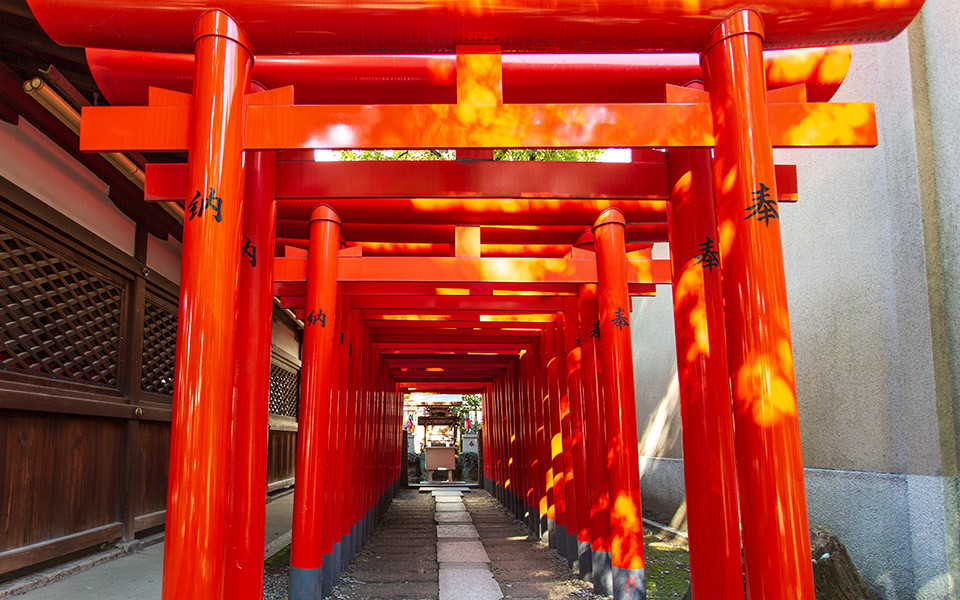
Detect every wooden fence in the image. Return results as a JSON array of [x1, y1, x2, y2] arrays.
[[0, 176, 300, 578]]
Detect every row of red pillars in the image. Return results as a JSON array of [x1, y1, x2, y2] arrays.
[[481, 209, 645, 599], [287, 205, 406, 599], [479, 11, 815, 600], [160, 14, 405, 600]]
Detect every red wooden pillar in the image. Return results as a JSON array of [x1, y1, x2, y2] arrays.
[[520, 347, 540, 534], [542, 324, 567, 556], [562, 296, 593, 578], [326, 287, 347, 582], [359, 329, 372, 544], [701, 11, 815, 599], [497, 374, 507, 502], [529, 345, 546, 537], [556, 312, 580, 567], [666, 143, 745, 599], [482, 383, 493, 492], [161, 11, 251, 600], [594, 208, 645, 600], [289, 205, 342, 600], [362, 327, 374, 542], [223, 147, 277, 600], [343, 308, 362, 564], [507, 366, 520, 514], [531, 337, 551, 542], [537, 335, 557, 548], [579, 281, 613, 595]]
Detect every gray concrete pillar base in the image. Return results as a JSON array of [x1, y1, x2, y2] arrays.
[[567, 532, 579, 568], [612, 566, 646, 600], [321, 552, 334, 598], [556, 524, 568, 558], [540, 515, 550, 544], [339, 535, 349, 571], [524, 507, 539, 535], [591, 550, 613, 596], [289, 566, 323, 600], [364, 506, 373, 543], [349, 523, 358, 560], [547, 519, 558, 549], [332, 541, 342, 577], [577, 540, 592, 580]]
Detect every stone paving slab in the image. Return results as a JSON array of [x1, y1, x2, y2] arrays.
[[418, 486, 471, 493], [437, 540, 490, 563], [435, 495, 465, 503], [431, 490, 464, 496], [434, 511, 473, 523], [439, 567, 503, 600], [435, 561, 491, 570], [436, 502, 466, 512], [437, 524, 479, 538]]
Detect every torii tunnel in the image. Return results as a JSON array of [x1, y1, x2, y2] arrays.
[[24, 1, 926, 599]]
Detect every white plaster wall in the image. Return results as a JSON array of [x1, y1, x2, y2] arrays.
[[921, 0, 960, 446], [0, 118, 135, 255]]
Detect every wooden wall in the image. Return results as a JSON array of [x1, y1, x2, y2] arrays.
[[0, 178, 300, 578]]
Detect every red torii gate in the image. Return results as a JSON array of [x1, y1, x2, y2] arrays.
[[24, 1, 926, 600]]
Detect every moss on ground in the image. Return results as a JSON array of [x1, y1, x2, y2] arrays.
[[642, 530, 691, 599]]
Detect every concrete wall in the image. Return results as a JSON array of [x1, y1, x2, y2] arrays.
[[631, 10, 959, 598]]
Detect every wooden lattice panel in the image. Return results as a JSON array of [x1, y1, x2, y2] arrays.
[[0, 228, 123, 387], [269, 362, 299, 418], [141, 295, 177, 395]]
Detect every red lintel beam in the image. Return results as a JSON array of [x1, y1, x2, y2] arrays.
[[87, 47, 850, 106], [79, 102, 877, 153], [278, 223, 669, 246], [398, 383, 489, 392], [274, 255, 671, 286], [276, 198, 668, 227], [375, 343, 527, 353], [348, 295, 564, 312], [144, 161, 797, 203], [29, 0, 920, 54], [280, 240, 655, 258], [145, 160, 667, 200], [278, 281, 655, 298], [359, 310, 555, 323], [360, 320, 556, 330]]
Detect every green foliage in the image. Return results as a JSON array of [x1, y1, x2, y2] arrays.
[[493, 148, 602, 162], [452, 393, 482, 420], [334, 148, 602, 162], [338, 149, 455, 161]]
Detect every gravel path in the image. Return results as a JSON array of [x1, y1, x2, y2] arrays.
[[263, 490, 439, 600]]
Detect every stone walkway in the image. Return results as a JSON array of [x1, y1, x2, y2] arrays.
[[327, 489, 602, 600], [463, 492, 599, 600]]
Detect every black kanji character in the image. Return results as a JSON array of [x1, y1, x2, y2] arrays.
[[611, 307, 629, 330], [306, 309, 326, 327], [241, 237, 257, 267], [744, 182, 778, 226], [187, 187, 223, 223], [695, 235, 720, 273]]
